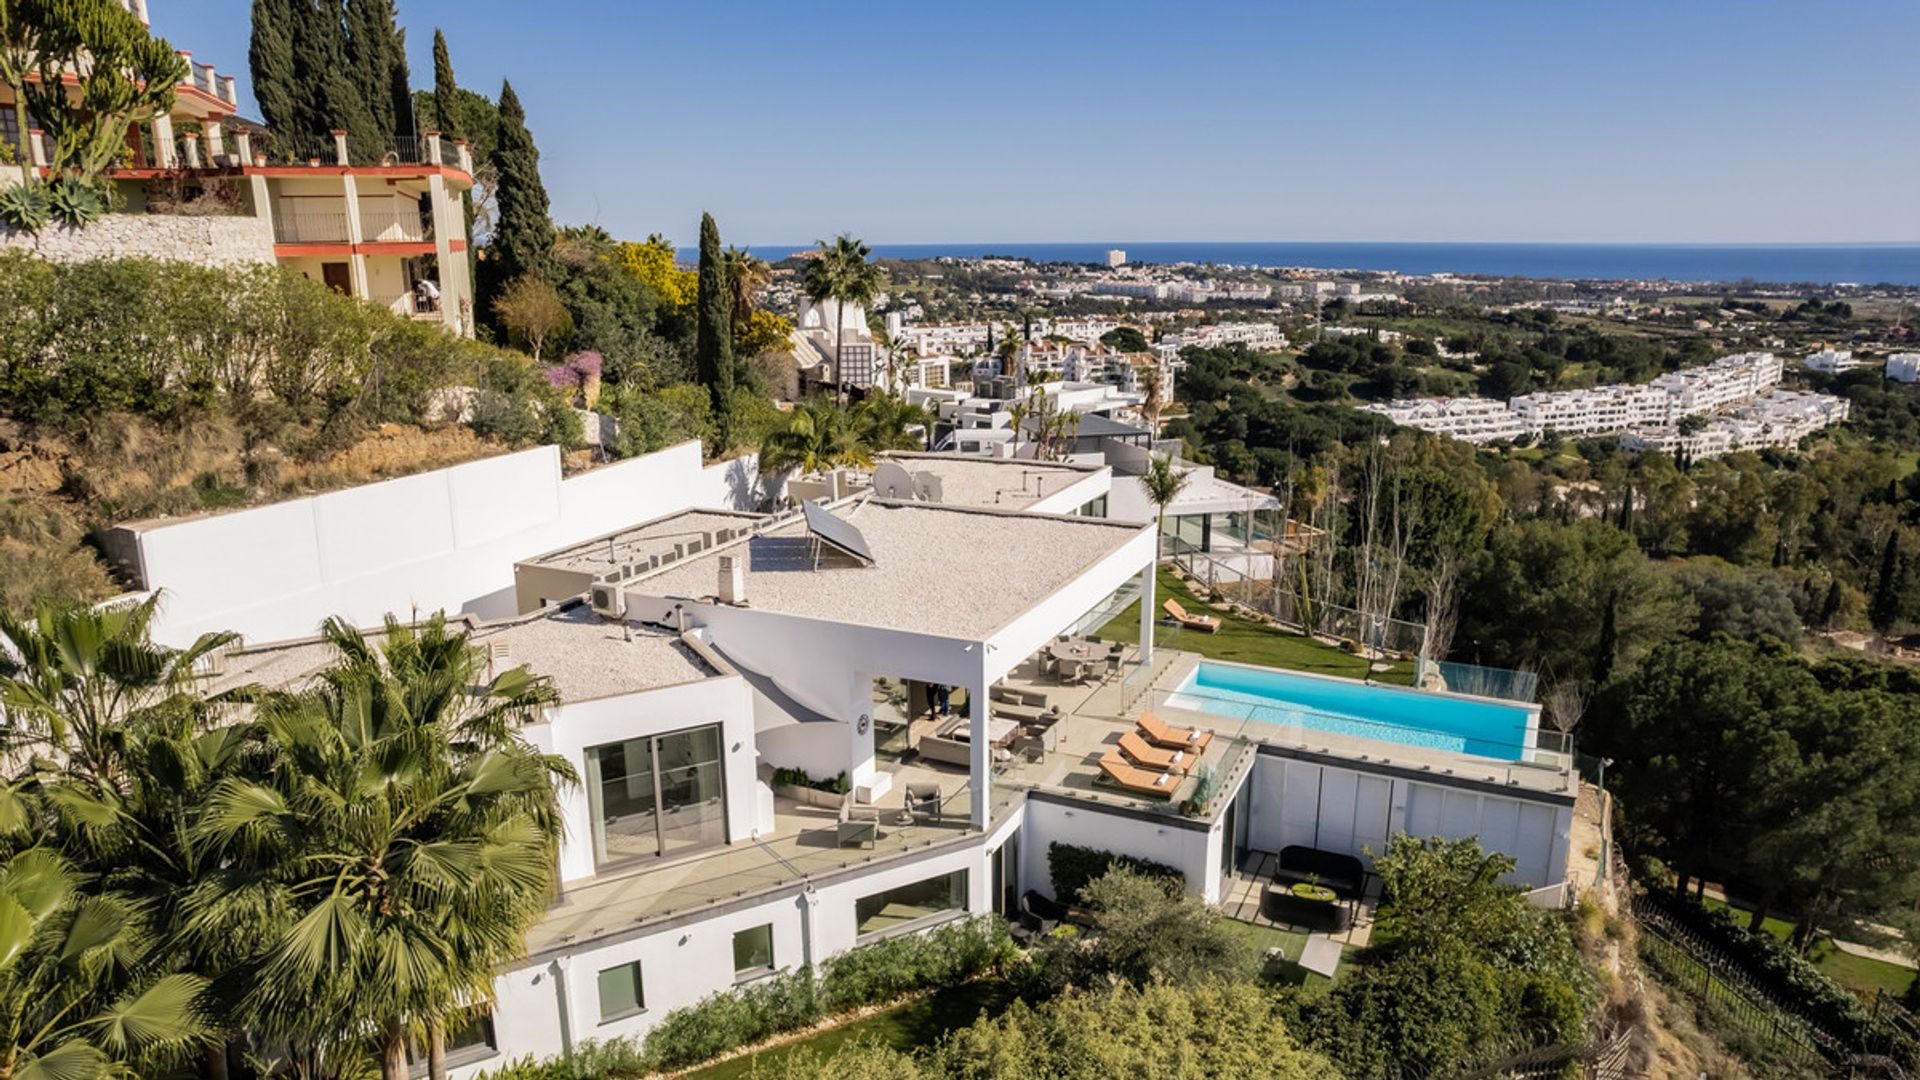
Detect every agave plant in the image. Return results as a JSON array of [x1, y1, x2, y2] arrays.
[[0, 182, 51, 232], [46, 177, 105, 227]]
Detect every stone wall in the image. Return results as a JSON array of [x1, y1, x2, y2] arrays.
[[0, 212, 276, 268]]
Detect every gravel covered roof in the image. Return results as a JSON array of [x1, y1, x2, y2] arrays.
[[876, 452, 1102, 510], [203, 605, 714, 703], [521, 509, 767, 575], [632, 499, 1146, 638]]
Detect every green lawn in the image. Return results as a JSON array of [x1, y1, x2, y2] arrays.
[[1700, 896, 1916, 999], [1099, 568, 1415, 685], [679, 981, 1015, 1080]]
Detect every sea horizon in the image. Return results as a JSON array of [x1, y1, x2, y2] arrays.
[[681, 241, 1920, 286]]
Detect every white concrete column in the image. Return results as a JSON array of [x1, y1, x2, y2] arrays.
[[454, 139, 472, 175], [182, 132, 201, 169], [847, 670, 876, 790], [26, 129, 46, 168], [151, 114, 175, 168], [340, 173, 368, 298], [234, 131, 253, 164], [249, 173, 274, 236], [968, 660, 991, 829], [425, 172, 461, 330], [220, 75, 237, 106], [204, 121, 224, 165], [424, 130, 442, 166], [1138, 561, 1156, 666], [331, 129, 350, 166]]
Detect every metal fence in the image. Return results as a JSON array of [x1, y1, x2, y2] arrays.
[[1632, 896, 1842, 1072]]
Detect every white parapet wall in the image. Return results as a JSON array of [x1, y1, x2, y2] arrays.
[[0, 212, 277, 269], [111, 441, 768, 647]]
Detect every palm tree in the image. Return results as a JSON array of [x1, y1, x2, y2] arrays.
[[720, 245, 770, 330], [1005, 398, 1032, 458], [995, 321, 1025, 380], [194, 614, 570, 1080], [802, 234, 881, 401], [1138, 363, 1166, 437], [874, 326, 915, 393], [0, 595, 235, 787], [0, 842, 211, 1080], [759, 399, 873, 476], [1143, 452, 1191, 555], [856, 393, 932, 454]]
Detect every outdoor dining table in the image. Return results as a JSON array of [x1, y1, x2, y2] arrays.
[[1047, 639, 1105, 665], [953, 716, 1020, 747]]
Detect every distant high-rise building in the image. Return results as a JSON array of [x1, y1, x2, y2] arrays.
[[1105, 248, 1127, 268]]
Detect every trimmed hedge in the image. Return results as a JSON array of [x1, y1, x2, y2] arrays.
[[1047, 841, 1183, 905], [475, 915, 1018, 1078]]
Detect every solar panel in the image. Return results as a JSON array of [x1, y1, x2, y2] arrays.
[[802, 500, 877, 566]]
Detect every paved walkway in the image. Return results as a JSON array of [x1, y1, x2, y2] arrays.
[[1700, 885, 1916, 970]]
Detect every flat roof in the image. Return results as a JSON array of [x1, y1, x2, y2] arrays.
[[203, 604, 716, 703], [633, 499, 1147, 639], [520, 508, 767, 577], [878, 452, 1102, 510]]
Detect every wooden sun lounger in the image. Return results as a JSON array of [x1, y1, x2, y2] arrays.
[[1162, 598, 1221, 633], [1136, 711, 1214, 754], [1118, 730, 1193, 774], [1097, 750, 1179, 800]]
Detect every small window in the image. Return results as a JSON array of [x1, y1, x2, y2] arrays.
[[597, 961, 644, 1022], [855, 870, 968, 938], [733, 924, 774, 979]]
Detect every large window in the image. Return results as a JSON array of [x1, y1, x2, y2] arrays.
[[585, 724, 727, 869], [854, 870, 968, 938], [732, 923, 774, 980], [406, 1013, 495, 1073], [597, 961, 644, 1022]]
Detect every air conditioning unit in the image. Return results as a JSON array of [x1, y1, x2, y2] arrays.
[[589, 582, 627, 619]]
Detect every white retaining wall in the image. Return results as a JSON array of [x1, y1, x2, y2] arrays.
[[1242, 753, 1572, 888], [0, 212, 277, 268], [1020, 798, 1225, 905], [126, 442, 768, 647]]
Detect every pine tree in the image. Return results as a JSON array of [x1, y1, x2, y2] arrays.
[[695, 212, 735, 448], [482, 80, 555, 316], [431, 29, 459, 139], [248, 0, 299, 136]]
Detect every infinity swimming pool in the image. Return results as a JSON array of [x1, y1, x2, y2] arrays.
[[1165, 662, 1537, 762]]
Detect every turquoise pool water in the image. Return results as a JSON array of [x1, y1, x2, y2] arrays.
[[1166, 663, 1535, 761]]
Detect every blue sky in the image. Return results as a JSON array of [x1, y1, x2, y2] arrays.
[[154, 1, 1920, 247]]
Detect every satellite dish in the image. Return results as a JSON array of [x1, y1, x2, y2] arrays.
[[872, 462, 916, 500], [913, 473, 945, 503]]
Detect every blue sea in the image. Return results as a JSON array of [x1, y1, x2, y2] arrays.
[[713, 242, 1920, 286]]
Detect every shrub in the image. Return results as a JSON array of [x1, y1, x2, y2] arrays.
[[1045, 841, 1183, 904]]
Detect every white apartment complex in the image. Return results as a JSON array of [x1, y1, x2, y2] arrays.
[[1365, 352, 1844, 456], [1804, 349, 1857, 373], [1889, 353, 1920, 383], [1160, 321, 1290, 352]]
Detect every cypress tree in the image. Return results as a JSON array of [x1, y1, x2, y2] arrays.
[[343, 0, 397, 149], [431, 29, 459, 138], [248, 0, 299, 136], [291, 0, 375, 153], [388, 25, 415, 142], [483, 80, 555, 312], [695, 212, 735, 446], [1872, 533, 1903, 634]]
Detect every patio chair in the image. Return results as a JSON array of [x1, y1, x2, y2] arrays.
[[904, 781, 942, 824], [1010, 732, 1045, 763], [1095, 750, 1178, 800], [1058, 660, 1085, 684], [1162, 598, 1221, 633], [1118, 730, 1193, 774], [836, 791, 881, 848], [1136, 711, 1215, 754]]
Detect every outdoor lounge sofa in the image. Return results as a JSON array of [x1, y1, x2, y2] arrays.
[[1117, 730, 1194, 774], [1162, 598, 1221, 633], [1272, 845, 1366, 898], [1136, 712, 1214, 754], [1095, 750, 1179, 799]]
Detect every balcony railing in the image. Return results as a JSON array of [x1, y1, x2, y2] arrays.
[[371, 293, 443, 320], [273, 208, 349, 244], [248, 131, 472, 174], [359, 207, 426, 243]]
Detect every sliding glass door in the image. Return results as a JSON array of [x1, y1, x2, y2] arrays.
[[587, 724, 727, 871]]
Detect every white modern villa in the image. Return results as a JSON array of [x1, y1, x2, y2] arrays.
[[112, 441, 1583, 1075]]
